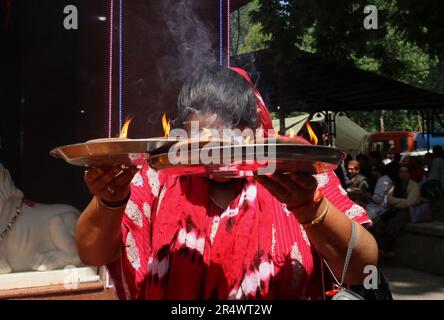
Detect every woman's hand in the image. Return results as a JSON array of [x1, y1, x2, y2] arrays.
[[78, 165, 138, 266], [254, 172, 321, 221], [84, 165, 139, 204]]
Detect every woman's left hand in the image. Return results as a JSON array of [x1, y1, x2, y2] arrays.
[[254, 172, 321, 217]]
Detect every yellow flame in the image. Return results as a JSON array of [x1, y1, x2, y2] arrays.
[[306, 121, 319, 145], [162, 113, 171, 137], [289, 128, 295, 138], [119, 116, 133, 139], [201, 128, 212, 139]]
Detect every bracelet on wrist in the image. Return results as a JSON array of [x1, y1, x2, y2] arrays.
[[98, 194, 130, 210], [300, 199, 329, 228]]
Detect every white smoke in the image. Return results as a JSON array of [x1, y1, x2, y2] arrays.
[[155, 0, 217, 88]]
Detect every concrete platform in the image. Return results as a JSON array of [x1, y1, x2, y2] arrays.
[[382, 266, 444, 300], [392, 222, 444, 276]]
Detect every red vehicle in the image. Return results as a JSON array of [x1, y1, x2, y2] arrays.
[[359, 131, 424, 156]]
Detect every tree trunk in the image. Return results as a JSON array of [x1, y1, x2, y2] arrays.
[[379, 110, 385, 132]]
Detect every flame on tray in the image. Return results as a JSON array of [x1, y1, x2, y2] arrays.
[[162, 113, 171, 137], [119, 116, 133, 139], [306, 121, 319, 145], [201, 128, 212, 140]]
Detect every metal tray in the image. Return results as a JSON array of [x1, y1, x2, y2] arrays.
[[49, 138, 178, 167], [149, 143, 345, 177]]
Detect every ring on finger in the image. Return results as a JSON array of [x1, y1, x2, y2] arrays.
[[107, 186, 116, 195]]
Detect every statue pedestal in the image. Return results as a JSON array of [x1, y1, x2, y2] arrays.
[[0, 267, 116, 299]]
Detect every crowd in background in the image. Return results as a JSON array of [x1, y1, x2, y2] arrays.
[[335, 146, 444, 258]]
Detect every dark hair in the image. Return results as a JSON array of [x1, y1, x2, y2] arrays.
[[372, 163, 386, 175], [356, 154, 369, 164], [176, 65, 257, 129], [399, 165, 410, 173], [433, 145, 444, 158], [369, 151, 382, 161]]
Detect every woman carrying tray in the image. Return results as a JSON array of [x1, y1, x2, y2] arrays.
[[76, 66, 377, 299]]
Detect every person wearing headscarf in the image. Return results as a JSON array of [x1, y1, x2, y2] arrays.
[[76, 66, 377, 300]]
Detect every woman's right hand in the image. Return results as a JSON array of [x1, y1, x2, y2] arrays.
[[84, 165, 139, 204]]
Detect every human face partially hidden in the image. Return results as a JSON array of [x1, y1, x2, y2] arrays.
[[182, 112, 252, 184], [399, 167, 410, 183]]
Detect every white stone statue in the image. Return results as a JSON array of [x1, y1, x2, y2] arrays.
[[0, 163, 83, 274]]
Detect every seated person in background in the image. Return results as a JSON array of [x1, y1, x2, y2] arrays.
[[374, 166, 420, 257], [387, 166, 421, 210], [428, 145, 444, 190], [356, 154, 372, 183], [346, 160, 370, 207], [365, 164, 393, 221], [367, 151, 383, 190], [402, 156, 426, 184], [424, 152, 434, 176], [385, 153, 401, 183]]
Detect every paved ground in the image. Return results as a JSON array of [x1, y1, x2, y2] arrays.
[[381, 266, 444, 300]]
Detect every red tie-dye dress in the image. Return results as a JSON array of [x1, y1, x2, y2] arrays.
[[106, 163, 371, 300]]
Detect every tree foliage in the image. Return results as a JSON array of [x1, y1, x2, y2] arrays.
[[232, 0, 444, 133]]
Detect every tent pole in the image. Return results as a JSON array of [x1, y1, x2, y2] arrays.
[[278, 64, 286, 136], [426, 110, 431, 152]]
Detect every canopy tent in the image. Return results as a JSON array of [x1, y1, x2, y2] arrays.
[[272, 113, 368, 154], [232, 49, 444, 150], [272, 114, 310, 135], [232, 50, 444, 113]]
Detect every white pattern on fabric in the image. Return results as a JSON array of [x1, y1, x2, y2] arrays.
[[346, 204, 366, 219], [258, 261, 275, 280], [195, 237, 205, 255], [237, 184, 257, 208], [245, 185, 257, 202], [290, 242, 303, 263], [125, 199, 143, 227], [282, 203, 291, 217], [290, 242, 304, 288], [338, 184, 348, 196], [185, 232, 197, 249], [209, 216, 220, 245], [232, 261, 274, 300], [228, 287, 242, 300], [147, 255, 169, 279], [177, 227, 205, 255], [178, 228, 187, 245], [120, 246, 132, 300], [156, 185, 167, 213], [241, 271, 260, 297], [300, 225, 311, 247], [146, 167, 160, 196], [220, 207, 239, 219], [314, 173, 329, 188], [125, 231, 141, 270], [271, 224, 277, 258], [143, 202, 152, 222], [131, 172, 144, 187]]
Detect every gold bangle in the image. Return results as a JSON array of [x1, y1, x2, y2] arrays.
[[301, 200, 329, 228]]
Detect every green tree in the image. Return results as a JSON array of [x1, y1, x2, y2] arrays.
[[234, 0, 444, 132]]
